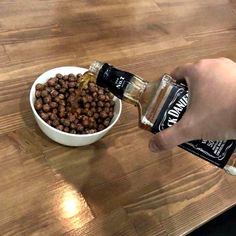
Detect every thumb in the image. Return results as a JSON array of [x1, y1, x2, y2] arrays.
[[171, 63, 194, 81], [149, 121, 190, 152]]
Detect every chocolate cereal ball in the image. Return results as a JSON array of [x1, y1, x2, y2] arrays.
[[34, 73, 115, 134]]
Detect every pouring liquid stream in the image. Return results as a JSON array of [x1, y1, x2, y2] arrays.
[[72, 71, 96, 110]]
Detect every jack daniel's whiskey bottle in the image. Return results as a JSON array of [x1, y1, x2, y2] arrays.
[[87, 61, 236, 175]]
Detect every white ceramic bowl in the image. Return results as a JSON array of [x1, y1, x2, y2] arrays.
[[29, 66, 122, 146]]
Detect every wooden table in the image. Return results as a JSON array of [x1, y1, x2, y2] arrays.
[[1, 0, 236, 235]]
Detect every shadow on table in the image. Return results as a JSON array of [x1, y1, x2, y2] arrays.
[[41, 131, 131, 215]]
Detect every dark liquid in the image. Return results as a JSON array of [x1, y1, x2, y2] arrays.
[[72, 71, 96, 110]]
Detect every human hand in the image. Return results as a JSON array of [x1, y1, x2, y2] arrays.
[[149, 58, 236, 152]]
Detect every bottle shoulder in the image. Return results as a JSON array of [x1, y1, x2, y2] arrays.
[[138, 78, 175, 128]]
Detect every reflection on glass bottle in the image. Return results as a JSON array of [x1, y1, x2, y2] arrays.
[[86, 61, 236, 175]]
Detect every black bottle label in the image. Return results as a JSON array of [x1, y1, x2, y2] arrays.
[[97, 63, 133, 99], [151, 82, 236, 168]]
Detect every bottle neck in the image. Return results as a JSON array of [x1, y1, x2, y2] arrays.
[[89, 61, 147, 104]]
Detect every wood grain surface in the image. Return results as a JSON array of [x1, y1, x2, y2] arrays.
[[0, 0, 236, 235]]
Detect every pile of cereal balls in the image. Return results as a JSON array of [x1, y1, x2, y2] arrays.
[[34, 73, 115, 134]]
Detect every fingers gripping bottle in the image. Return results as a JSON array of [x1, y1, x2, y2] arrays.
[[87, 61, 236, 175]]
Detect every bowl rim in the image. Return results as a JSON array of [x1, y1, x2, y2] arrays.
[[29, 66, 122, 138]]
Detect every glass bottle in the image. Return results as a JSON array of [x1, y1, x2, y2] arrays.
[[86, 61, 236, 175]]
